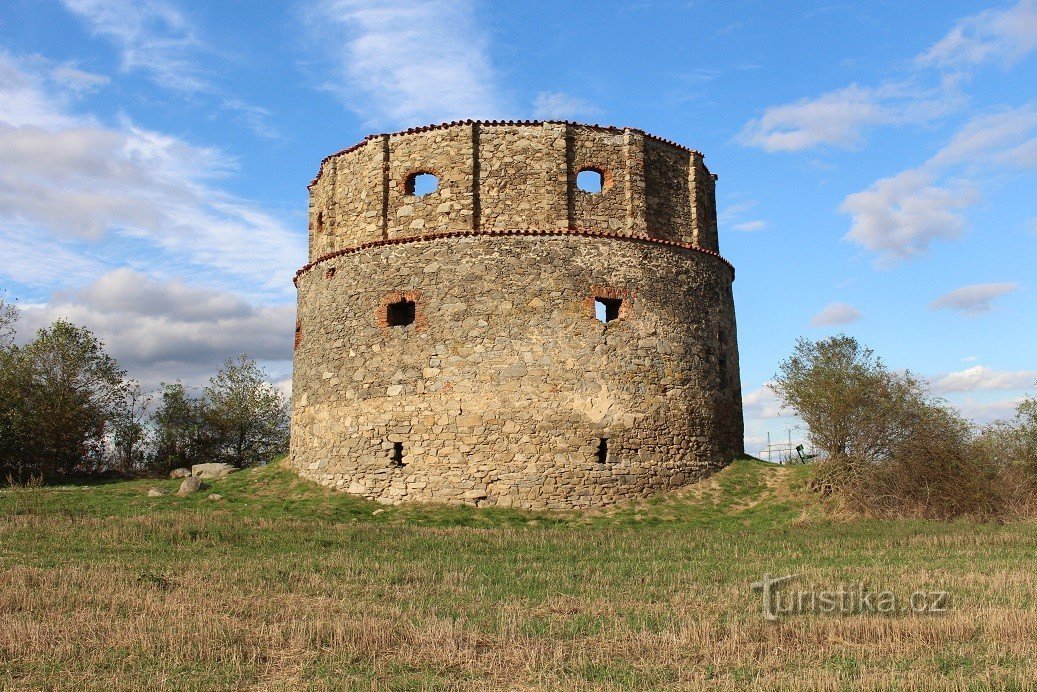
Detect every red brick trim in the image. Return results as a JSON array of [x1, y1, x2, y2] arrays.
[[294, 228, 735, 286], [574, 164, 615, 194], [308, 120, 707, 188], [585, 285, 634, 320], [399, 167, 441, 196], [376, 290, 426, 331]]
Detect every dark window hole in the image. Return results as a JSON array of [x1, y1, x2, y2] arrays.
[[387, 299, 416, 327], [597, 437, 609, 464], [391, 442, 405, 467]]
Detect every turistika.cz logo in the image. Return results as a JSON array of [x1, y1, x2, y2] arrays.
[[750, 573, 950, 621]]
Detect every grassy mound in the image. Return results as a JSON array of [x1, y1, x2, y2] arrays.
[[2, 459, 1035, 690]]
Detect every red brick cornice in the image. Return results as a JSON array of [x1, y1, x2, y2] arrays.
[[308, 120, 706, 188], [293, 229, 735, 286]]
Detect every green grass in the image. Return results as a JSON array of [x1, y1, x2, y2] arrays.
[[2, 459, 1036, 690]]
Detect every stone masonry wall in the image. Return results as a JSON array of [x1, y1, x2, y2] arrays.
[[294, 121, 742, 509], [290, 234, 742, 509], [307, 121, 714, 261]]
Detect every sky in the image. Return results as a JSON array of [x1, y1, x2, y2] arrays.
[[0, 0, 1034, 454]]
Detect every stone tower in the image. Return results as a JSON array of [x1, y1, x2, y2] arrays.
[[290, 120, 743, 509]]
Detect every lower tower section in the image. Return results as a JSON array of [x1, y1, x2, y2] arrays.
[[290, 232, 742, 509]]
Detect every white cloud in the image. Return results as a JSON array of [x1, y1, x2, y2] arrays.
[[0, 53, 304, 299], [929, 282, 1020, 315], [743, 383, 786, 419], [927, 105, 1037, 168], [962, 355, 978, 362], [532, 92, 603, 120], [736, 82, 962, 152], [839, 168, 977, 267], [933, 365, 1037, 393], [810, 302, 862, 327], [17, 269, 294, 389], [719, 199, 768, 232], [953, 396, 1027, 424], [305, 0, 506, 126], [50, 64, 110, 94], [917, 0, 1037, 70], [60, 0, 208, 93]]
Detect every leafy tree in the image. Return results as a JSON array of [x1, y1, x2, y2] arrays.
[[770, 335, 925, 463], [203, 355, 289, 467], [151, 381, 208, 471], [0, 320, 133, 480]]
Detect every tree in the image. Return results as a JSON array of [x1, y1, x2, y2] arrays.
[[0, 320, 134, 480], [151, 381, 208, 471], [0, 294, 16, 350], [110, 383, 152, 473], [769, 335, 925, 463], [203, 355, 289, 467]]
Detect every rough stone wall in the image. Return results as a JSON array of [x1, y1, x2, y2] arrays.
[[306, 121, 715, 262], [290, 234, 741, 509], [294, 121, 742, 509]]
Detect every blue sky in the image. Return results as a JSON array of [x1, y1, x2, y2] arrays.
[[1, 0, 1034, 453]]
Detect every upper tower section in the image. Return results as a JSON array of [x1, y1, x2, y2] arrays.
[[307, 120, 719, 261]]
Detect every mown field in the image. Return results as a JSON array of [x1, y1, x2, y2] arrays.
[[2, 459, 1036, 691]]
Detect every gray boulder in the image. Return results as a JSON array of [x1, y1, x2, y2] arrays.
[[169, 468, 191, 479], [177, 476, 205, 495], [191, 463, 240, 480]]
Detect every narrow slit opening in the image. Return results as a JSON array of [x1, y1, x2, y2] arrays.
[[596, 437, 609, 464], [391, 442, 405, 467]]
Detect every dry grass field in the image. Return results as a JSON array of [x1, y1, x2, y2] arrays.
[[2, 459, 1036, 690]]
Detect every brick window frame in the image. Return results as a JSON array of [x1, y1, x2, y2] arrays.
[[377, 290, 426, 331], [584, 285, 633, 321], [574, 165, 615, 194]]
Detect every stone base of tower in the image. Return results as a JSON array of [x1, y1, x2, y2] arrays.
[[290, 232, 743, 510]]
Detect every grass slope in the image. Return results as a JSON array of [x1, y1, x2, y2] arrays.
[[2, 459, 1036, 690]]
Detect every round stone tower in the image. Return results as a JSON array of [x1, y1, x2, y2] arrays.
[[290, 120, 743, 509]]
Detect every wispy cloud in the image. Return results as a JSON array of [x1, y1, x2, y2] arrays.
[[929, 282, 1020, 315], [933, 365, 1037, 393], [532, 92, 602, 120], [60, 0, 208, 93], [736, 82, 962, 152], [810, 301, 862, 327], [304, 0, 506, 127], [743, 383, 786, 419], [719, 198, 768, 232], [0, 52, 304, 299], [916, 0, 1037, 71]]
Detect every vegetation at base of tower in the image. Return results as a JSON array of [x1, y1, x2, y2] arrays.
[[0, 297, 288, 483], [771, 334, 1037, 520], [4, 458, 1037, 690]]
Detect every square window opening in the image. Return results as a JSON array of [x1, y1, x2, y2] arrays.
[[391, 442, 405, 467], [595, 297, 622, 323], [387, 299, 416, 327]]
